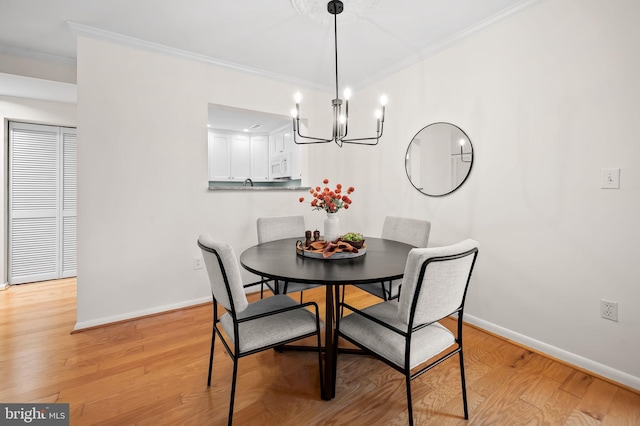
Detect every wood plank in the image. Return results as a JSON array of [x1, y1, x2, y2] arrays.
[[540, 388, 581, 425], [602, 388, 640, 426], [520, 375, 561, 409], [561, 370, 596, 399], [574, 378, 619, 422], [564, 409, 602, 426], [1, 278, 638, 426]]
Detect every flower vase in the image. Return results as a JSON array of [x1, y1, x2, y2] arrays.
[[324, 212, 340, 243]]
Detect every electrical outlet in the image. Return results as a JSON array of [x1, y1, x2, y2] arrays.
[[193, 257, 203, 270], [600, 299, 618, 322]]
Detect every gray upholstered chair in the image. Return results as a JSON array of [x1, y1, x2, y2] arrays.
[[337, 239, 479, 426], [354, 216, 431, 300], [257, 215, 323, 300], [198, 234, 324, 425]]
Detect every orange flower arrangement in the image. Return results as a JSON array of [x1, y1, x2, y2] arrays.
[[299, 178, 354, 213]]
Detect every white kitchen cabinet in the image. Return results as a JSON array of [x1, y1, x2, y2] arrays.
[[209, 132, 250, 182], [270, 127, 293, 154], [271, 131, 283, 156], [283, 129, 293, 154], [208, 132, 231, 181], [209, 131, 272, 182], [229, 135, 251, 180], [269, 126, 301, 180], [291, 142, 302, 179], [250, 135, 269, 181]]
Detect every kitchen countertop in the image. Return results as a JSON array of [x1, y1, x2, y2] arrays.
[[208, 186, 311, 191]]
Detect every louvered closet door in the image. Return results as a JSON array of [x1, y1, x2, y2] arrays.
[[8, 122, 77, 284], [62, 129, 77, 278]]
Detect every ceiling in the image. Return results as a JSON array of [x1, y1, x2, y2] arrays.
[[0, 0, 539, 92], [0, 0, 539, 131], [208, 104, 291, 134]]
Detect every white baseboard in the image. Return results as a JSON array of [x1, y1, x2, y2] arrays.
[[73, 296, 212, 331], [0, 282, 9, 291], [465, 314, 640, 391]]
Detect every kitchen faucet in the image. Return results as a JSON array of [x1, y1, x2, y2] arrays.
[[243, 178, 254, 187]]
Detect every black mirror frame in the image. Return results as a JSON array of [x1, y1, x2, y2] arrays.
[[405, 122, 474, 197]]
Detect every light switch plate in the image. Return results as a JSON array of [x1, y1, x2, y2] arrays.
[[601, 168, 620, 189]]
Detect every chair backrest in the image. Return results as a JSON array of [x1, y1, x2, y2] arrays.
[[198, 234, 249, 314], [381, 216, 431, 248], [397, 239, 478, 326], [257, 215, 306, 244]]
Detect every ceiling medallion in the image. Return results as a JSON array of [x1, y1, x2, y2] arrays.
[[290, 0, 380, 25]]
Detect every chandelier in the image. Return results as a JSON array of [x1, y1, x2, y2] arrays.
[[291, 0, 387, 147]]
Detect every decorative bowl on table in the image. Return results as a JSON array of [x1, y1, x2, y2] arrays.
[[340, 232, 365, 249]]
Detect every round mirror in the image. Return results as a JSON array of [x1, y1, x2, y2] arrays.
[[405, 122, 474, 197]]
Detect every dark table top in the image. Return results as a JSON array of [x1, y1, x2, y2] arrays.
[[239, 237, 414, 285]]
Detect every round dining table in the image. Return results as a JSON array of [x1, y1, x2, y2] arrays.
[[239, 237, 415, 400]]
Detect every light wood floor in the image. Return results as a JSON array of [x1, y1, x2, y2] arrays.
[[1, 278, 639, 425]]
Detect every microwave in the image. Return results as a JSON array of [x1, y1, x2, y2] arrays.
[[270, 153, 291, 179]]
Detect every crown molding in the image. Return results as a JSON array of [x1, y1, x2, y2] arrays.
[[67, 21, 332, 93]]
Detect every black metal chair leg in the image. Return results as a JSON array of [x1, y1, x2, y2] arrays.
[[381, 281, 388, 301], [406, 374, 414, 426], [208, 328, 216, 386], [228, 358, 239, 426], [459, 350, 469, 419], [316, 311, 325, 399]]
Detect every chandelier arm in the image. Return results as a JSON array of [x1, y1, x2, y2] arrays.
[[332, 102, 338, 142], [340, 119, 384, 145], [452, 147, 473, 163], [340, 107, 385, 144], [292, 118, 333, 144], [294, 137, 333, 145], [340, 138, 380, 146], [461, 145, 472, 162], [293, 133, 333, 143], [341, 100, 349, 139]]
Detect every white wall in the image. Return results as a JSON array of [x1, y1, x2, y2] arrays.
[[75, 0, 639, 390], [75, 36, 331, 329], [326, 0, 640, 388], [0, 52, 76, 84], [1, 96, 76, 287]]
